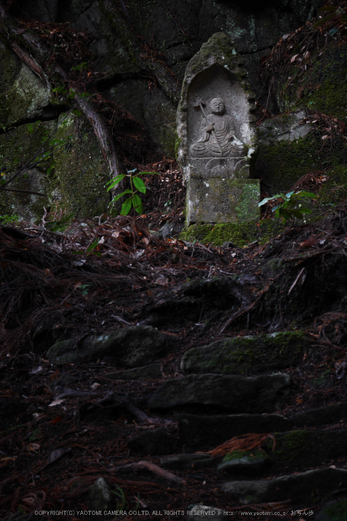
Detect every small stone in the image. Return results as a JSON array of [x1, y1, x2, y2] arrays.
[[218, 450, 269, 474], [89, 477, 111, 511]]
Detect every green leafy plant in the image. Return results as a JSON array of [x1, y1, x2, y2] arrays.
[[0, 213, 20, 224], [259, 190, 318, 223], [106, 169, 158, 216]]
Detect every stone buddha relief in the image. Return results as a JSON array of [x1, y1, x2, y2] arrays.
[[190, 96, 247, 177]]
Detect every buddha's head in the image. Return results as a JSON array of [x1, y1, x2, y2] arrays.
[[210, 98, 225, 114]]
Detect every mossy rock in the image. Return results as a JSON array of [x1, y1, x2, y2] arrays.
[[316, 498, 347, 521], [0, 38, 51, 129], [0, 121, 55, 221], [256, 129, 346, 195], [181, 330, 309, 376], [218, 449, 269, 474], [265, 430, 347, 470], [276, 41, 347, 121], [52, 112, 111, 217]]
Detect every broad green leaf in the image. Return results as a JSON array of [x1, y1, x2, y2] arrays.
[[296, 191, 318, 199], [259, 197, 274, 206], [121, 197, 132, 215], [110, 189, 132, 204], [106, 174, 125, 190], [132, 194, 143, 214], [133, 176, 146, 193]]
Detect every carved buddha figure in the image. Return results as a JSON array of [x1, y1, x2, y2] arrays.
[[190, 98, 245, 158]]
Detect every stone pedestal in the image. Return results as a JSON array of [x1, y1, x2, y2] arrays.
[[177, 33, 260, 226], [187, 177, 260, 224]]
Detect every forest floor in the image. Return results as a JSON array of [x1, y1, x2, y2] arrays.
[[1, 167, 347, 521]]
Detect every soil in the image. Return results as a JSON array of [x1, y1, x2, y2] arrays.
[[1, 181, 347, 521]]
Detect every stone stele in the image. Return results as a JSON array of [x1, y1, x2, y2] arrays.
[[177, 33, 260, 225]]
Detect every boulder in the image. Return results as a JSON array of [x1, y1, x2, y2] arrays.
[[46, 326, 168, 367]]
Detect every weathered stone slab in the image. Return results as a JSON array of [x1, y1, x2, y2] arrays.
[[177, 33, 259, 225], [178, 413, 291, 450], [222, 468, 347, 504], [46, 326, 167, 368], [181, 330, 309, 375], [148, 373, 290, 413], [186, 178, 260, 224]]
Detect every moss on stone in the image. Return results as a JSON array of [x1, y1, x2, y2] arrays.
[[257, 133, 322, 193], [320, 499, 347, 521], [276, 42, 347, 121], [267, 430, 347, 469], [0, 58, 50, 129], [0, 121, 55, 221], [181, 330, 308, 375], [223, 449, 267, 463], [52, 112, 110, 217], [180, 218, 280, 247]]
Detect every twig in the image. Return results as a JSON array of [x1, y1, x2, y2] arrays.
[[111, 461, 186, 486], [218, 274, 283, 334]]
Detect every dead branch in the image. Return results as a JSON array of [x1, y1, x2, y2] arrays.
[[111, 461, 186, 486]]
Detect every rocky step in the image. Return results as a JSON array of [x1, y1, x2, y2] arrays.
[[147, 373, 290, 413], [181, 330, 309, 375], [178, 400, 347, 449], [187, 470, 347, 520], [222, 468, 347, 506], [130, 423, 347, 483]]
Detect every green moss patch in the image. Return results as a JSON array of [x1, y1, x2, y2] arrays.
[[181, 330, 309, 375], [265, 430, 347, 470], [180, 219, 281, 247]]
